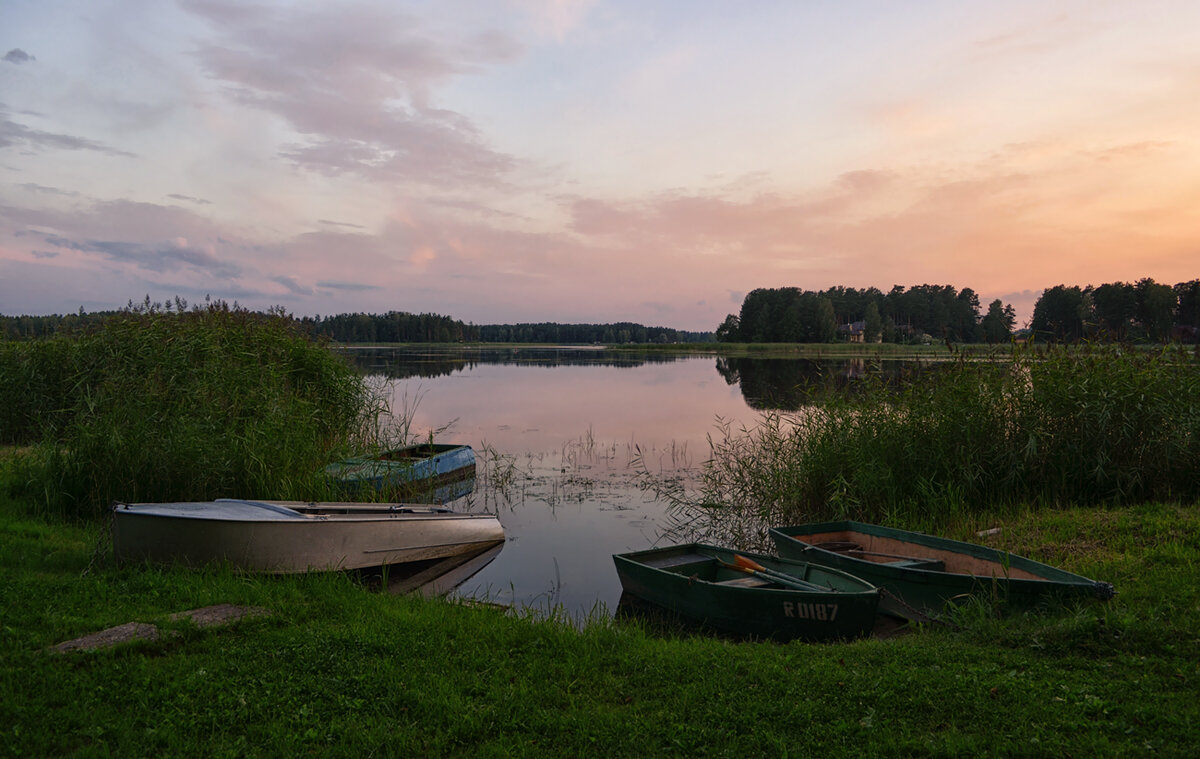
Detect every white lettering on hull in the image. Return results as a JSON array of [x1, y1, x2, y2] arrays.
[[782, 601, 839, 621]]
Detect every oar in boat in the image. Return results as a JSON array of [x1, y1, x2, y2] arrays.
[[843, 548, 936, 563], [715, 554, 829, 591]]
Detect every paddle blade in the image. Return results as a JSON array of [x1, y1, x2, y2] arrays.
[[733, 554, 768, 573]]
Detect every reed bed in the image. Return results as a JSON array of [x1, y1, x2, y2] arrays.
[[674, 344, 1200, 543], [0, 301, 387, 518]]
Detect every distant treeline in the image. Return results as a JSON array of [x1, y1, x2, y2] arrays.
[[0, 308, 475, 343], [721, 278, 1200, 345], [1031, 279, 1200, 343], [301, 311, 473, 343], [294, 316, 713, 344], [719, 285, 1016, 344], [0, 310, 120, 341], [0, 301, 713, 344], [471, 322, 712, 344]]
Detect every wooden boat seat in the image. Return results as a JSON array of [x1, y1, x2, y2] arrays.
[[716, 576, 771, 587], [885, 558, 945, 571], [643, 552, 713, 571]]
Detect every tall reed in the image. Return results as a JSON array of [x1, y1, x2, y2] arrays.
[[0, 337, 78, 445], [1, 301, 388, 518], [677, 344, 1200, 541]]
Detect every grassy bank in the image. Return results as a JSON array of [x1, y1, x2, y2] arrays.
[[2, 494, 1197, 757]]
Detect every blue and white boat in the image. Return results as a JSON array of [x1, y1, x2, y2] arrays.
[[324, 443, 476, 498]]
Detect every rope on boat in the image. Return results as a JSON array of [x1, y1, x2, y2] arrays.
[[879, 588, 959, 630]]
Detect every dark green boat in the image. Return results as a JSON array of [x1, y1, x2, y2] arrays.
[[770, 521, 1115, 620], [612, 543, 879, 642]]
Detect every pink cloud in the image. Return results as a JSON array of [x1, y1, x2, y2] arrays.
[[3, 117, 1196, 331], [183, 0, 520, 186]]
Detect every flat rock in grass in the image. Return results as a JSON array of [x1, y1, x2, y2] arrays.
[[51, 622, 162, 652], [167, 603, 270, 628], [50, 604, 270, 653]]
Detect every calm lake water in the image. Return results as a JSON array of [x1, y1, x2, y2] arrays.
[[345, 347, 909, 619]]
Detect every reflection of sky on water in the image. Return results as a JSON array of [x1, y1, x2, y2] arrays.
[[401, 359, 750, 456], [368, 352, 759, 619]]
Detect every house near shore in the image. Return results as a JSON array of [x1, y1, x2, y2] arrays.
[[838, 321, 866, 343], [838, 321, 884, 343]]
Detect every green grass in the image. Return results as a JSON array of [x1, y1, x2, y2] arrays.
[[2, 494, 1198, 757]]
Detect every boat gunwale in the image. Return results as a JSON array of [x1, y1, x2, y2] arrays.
[[327, 443, 475, 469], [770, 520, 1108, 588], [112, 500, 500, 525], [614, 543, 879, 597]]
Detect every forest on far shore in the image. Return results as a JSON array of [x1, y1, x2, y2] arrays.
[[0, 299, 712, 345], [718, 278, 1200, 345], [4, 277, 1197, 344]]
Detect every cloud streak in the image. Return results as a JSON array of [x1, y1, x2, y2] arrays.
[[0, 109, 135, 157], [182, 0, 520, 186]]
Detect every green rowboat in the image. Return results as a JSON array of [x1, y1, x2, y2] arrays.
[[770, 521, 1115, 620], [613, 543, 879, 642]]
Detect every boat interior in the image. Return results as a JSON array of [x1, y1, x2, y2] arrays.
[[376, 444, 460, 461], [636, 549, 824, 589], [793, 530, 1044, 580], [274, 501, 459, 516]]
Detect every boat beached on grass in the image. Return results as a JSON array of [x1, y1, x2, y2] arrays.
[[613, 543, 880, 642], [112, 499, 503, 574], [770, 520, 1115, 620]]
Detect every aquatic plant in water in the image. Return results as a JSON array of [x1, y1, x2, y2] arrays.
[[667, 344, 1200, 542]]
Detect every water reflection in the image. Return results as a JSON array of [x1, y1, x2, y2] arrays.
[[344, 346, 924, 411], [357, 542, 504, 597], [340, 345, 690, 381], [344, 470, 477, 506], [338, 347, 921, 620], [715, 356, 921, 410]]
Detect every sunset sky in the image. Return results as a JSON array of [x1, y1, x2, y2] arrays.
[[2, 1, 1198, 330]]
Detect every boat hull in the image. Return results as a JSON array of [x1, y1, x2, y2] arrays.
[[770, 521, 1114, 619], [613, 543, 879, 642], [324, 444, 476, 498], [113, 499, 504, 573]]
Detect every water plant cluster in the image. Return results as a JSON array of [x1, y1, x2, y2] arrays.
[[678, 344, 1200, 543], [0, 300, 386, 518]]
